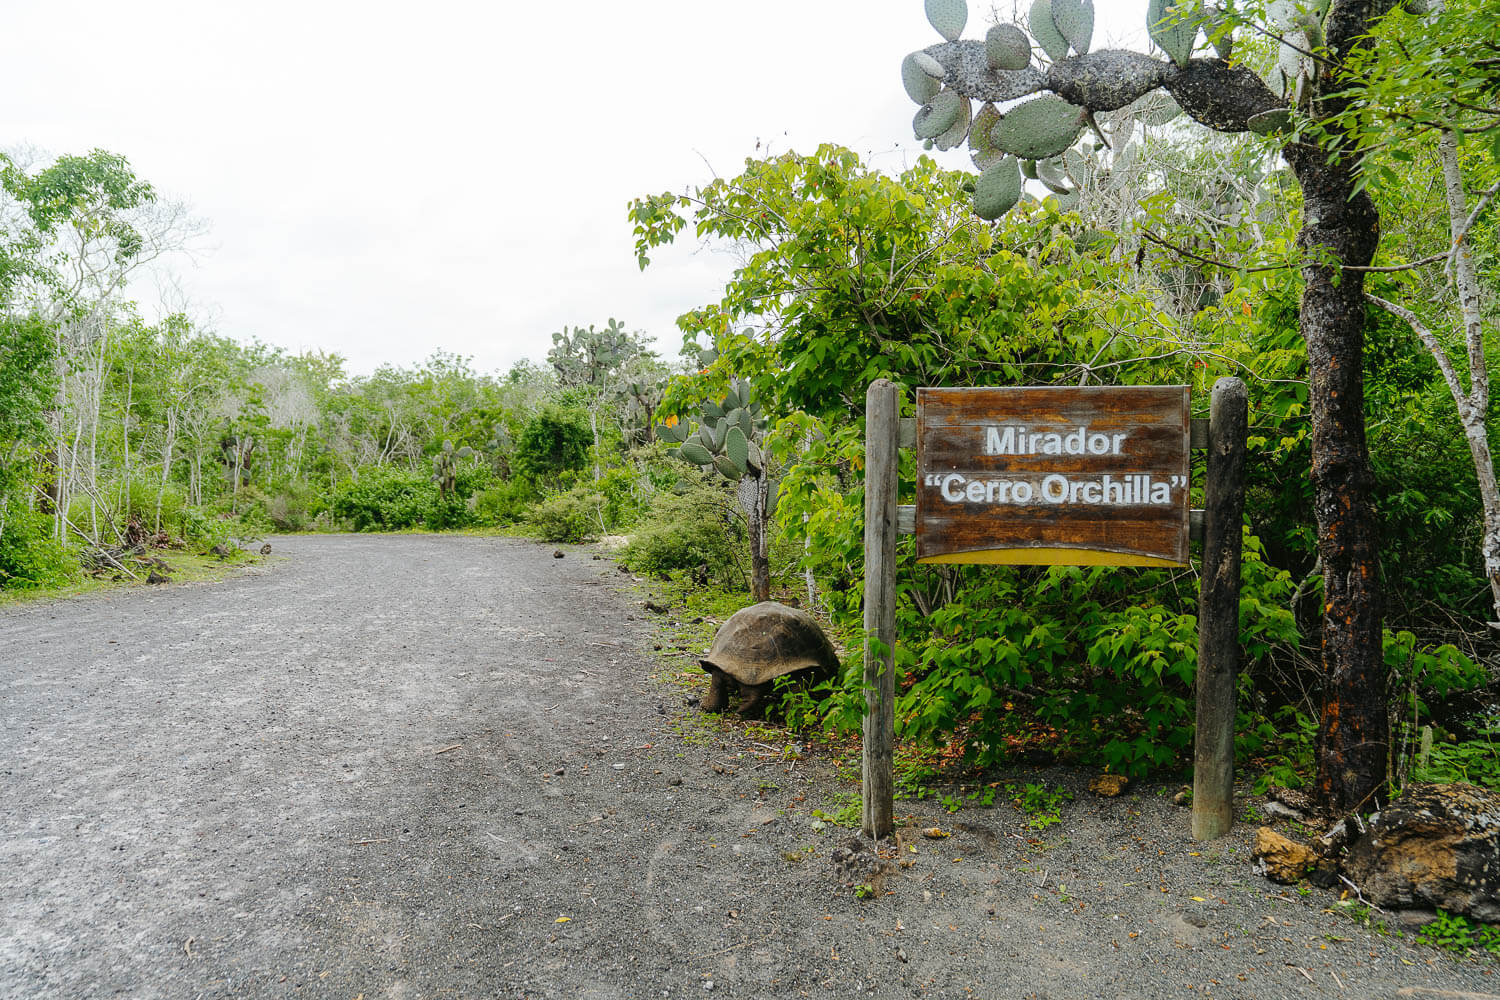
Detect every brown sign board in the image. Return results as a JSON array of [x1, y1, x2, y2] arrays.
[[915, 386, 1190, 566]]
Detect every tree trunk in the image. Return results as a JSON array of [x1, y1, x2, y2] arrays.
[[749, 471, 771, 603], [1438, 130, 1500, 620], [1286, 143, 1388, 814], [155, 407, 177, 533]]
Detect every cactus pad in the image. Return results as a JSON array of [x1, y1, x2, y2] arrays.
[[968, 103, 1005, 170], [1246, 108, 1291, 134], [914, 90, 963, 140], [932, 94, 972, 150], [725, 426, 749, 471], [1036, 156, 1071, 194], [680, 441, 714, 466], [991, 95, 1087, 160], [924, 0, 968, 42], [713, 454, 746, 481], [973, 156, 1022, 220], [984, 24, 1031, 71], [1028, 0, 1070, 61], [912, 50, 946, 81], [1049, 0, 1094, 55], [1133, 91, 1182, 127], [1147, 0, 1196, 68], [901, 53, 942, 103]]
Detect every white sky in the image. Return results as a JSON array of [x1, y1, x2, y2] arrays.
[[3, 1, 1144, 377]]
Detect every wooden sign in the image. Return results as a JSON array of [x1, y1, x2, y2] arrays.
[[915, 386, 1190, 566]]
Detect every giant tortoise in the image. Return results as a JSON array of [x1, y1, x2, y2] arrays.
[[700, 601, 839, 717]]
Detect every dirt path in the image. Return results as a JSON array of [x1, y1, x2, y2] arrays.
[[1, 534, 1495, 999]]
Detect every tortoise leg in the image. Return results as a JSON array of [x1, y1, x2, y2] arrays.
[[702, 667, 731, 713], [738, 682, 772, 720]]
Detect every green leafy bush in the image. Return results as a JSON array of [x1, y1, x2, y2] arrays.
[[513, 406, 592, 488], [0, 503, 77, 590], [527, 485, 605, 543], [471, 478, 535, 526], [328, 465, 487, 532], [330, 467, 438, 532], [256, 480, 320, 532], [170, 505, 237, 550], [619, 483, 740, 585]]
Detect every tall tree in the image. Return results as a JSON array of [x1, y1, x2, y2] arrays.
[[889, 0, 1489, 811]]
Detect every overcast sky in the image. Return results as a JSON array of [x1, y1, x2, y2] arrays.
[[3, 1, 1144, 377]]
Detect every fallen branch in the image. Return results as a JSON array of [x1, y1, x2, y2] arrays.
[[434, 743, 462, 755]]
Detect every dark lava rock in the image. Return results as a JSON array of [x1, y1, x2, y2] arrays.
[[1344, 782, 1500, 921]]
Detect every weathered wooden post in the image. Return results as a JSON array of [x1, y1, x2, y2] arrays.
[[862, 379, 899, 839], [1192, 376, 1248, 841]]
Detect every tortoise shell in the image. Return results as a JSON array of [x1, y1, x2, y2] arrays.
[[700, 601, 839, 687]]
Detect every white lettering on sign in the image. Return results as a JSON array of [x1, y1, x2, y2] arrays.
[[924, 472, 1185, 506], [983, 424, 1127, 457]]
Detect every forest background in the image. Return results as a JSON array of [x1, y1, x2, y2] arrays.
[[1, 0, 1496, 835]]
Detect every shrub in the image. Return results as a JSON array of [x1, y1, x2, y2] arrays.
[[513, 406, 592, 488], [619, 483, 740, 586], [329, 467, 436, 531], [471, 478, 536, 526], [170, 504, 236, 549], [0, 502, 77, 590], [527, 486, 606, 543], [258, 481, 319, 532]]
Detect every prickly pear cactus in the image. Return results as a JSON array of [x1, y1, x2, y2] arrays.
[[658, 377, 778, 602], [896, 0, 1283, 225], [431, 439, 475, 496], [657, 378, 767, 483]]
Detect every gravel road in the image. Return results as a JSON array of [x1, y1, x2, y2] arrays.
[[2, 534, 1496, 999]]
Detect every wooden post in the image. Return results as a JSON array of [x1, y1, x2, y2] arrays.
[[1193, 377, 1248, 840], [862, 379, 899, 840]]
